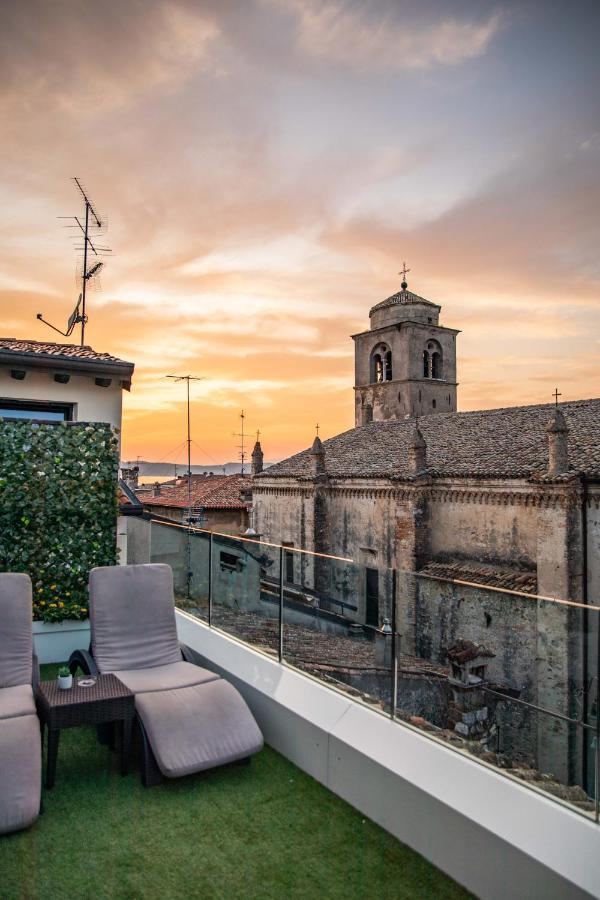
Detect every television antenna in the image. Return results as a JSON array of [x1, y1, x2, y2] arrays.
[[165, 374, 205, 599], [37, 178, 111, 346], [233, 409, 247, 475]]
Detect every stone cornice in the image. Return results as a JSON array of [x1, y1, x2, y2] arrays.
[[254, 477, 584, 508]]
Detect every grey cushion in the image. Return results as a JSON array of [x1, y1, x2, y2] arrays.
[[114, 662, 219, 695], [0, 684, 36, 720], [0, 714, 41, 835], [136, 679, 264, 778], [89, 564, 182, 673], [0, 573, 32, 688]]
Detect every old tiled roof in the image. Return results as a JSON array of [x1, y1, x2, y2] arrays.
[[370, 288, 440, 315], [418, 561, 538, 595], [0, 338, 133, 368], [142, 474, 250, 510], [256, 399, 600, 480]]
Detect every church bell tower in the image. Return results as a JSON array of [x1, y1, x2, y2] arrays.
[[352, 268, 459, 426]]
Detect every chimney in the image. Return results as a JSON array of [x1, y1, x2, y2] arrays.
[[251, 440, 264, 475], [121, 466, 139, 490], [309, 435, 326, 476], [546, 408, 569, 476], [153, 481, 161, 497], [408, 425, 427, 475]]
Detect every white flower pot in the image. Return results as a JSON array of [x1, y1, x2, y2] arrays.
[[57, 674, 73, 690]]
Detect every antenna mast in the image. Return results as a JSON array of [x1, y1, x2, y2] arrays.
[[165, 374, 204, 599], [37, 178, 111, 345], [233, 410, 247, 475]]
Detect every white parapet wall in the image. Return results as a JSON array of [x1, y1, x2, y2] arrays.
[[33, 619, 91, 664], [176, 609, 599, 900]]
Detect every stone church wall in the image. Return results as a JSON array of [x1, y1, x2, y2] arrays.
[[412, 577, 554, 769], [428, 493, 538, 570]]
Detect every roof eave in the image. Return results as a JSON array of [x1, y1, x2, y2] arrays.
[[0, 350, 135, 386]]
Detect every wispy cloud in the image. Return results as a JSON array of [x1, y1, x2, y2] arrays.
[[272, 0, 503, 70]]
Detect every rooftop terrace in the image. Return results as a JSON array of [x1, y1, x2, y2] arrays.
[[1, 664, 468, 900]]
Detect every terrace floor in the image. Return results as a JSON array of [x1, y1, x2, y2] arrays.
[[2, 666, 470, 900]]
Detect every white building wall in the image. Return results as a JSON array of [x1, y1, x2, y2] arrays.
[[0, 367, 123, 432]]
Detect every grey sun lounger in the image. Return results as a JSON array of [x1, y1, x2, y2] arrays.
[[0, 574, 42, 835], [70, 563, 263, 786]]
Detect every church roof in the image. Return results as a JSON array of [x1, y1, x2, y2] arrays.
[[369, 288, 440, 317], [256, 399, 600, 480]]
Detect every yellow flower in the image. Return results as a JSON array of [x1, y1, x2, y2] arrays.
[[39, 601, 46, 607], [38, 588, 43, 594], [50, 584, 56, 590], [49, 603, 57, 608], [66, 592, 71, 597], [58, 602, 64, 608], [80, 608, 87, 613]]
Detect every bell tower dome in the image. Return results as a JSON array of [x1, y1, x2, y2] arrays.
[[351, 270, 459, 426]]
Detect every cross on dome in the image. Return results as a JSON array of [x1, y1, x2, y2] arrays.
[[399, 262, 411, 290]]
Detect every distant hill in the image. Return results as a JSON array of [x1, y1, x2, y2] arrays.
[[121, 460, 274, 476]]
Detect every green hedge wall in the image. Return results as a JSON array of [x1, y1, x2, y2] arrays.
[[0, 420, 119, 622]]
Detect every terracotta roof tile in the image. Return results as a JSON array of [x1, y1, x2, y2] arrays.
[[257, 399, 600, 480], [0, 338, 133, 368], [142, 474, 250, 510], [418, 561, 538, 595]]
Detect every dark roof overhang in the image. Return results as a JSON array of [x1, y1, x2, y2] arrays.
[[0, 350, 135, 390]]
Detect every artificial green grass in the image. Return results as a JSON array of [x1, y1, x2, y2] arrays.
[[1, 665, 471, 900]]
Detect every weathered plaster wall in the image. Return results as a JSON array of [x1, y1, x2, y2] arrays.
[[143, 505, 247, 534], [412, 578, 544, 767], [428, 491, 538, 569]]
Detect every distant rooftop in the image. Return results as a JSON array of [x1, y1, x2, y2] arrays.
[[142, 474, 250, 510], [256, 399, 600, 480]]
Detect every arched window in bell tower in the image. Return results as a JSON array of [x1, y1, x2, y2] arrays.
[[371, 344, 391, 384], [423, 341, 443, 379], [373, 354, 383, 383]]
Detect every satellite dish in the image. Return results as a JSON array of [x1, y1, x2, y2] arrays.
[[37, 293, 85, 338], [67, 294, 83, 333]]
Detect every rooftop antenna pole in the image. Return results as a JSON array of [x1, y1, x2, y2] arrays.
[[233, 410, 247, 475], [73, 177, 103, 346], [37, 178, 110, 344], [81, 196, 89, 344], [165, 374, 204, 599]]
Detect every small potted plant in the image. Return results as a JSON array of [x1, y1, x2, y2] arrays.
[[57, 665, 73, 690]]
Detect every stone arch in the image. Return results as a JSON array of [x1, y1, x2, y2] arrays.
[[370, 343, 392, 383], [423, 339, 443, 379]]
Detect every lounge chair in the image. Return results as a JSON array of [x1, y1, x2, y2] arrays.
[[70, 563, 263, 786], [0, 574, 42, 835]]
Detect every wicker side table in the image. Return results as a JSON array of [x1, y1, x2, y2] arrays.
[[36, 674, 135, 789]]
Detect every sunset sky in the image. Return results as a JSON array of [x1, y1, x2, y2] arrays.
[[1, 0, 599, 464]]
